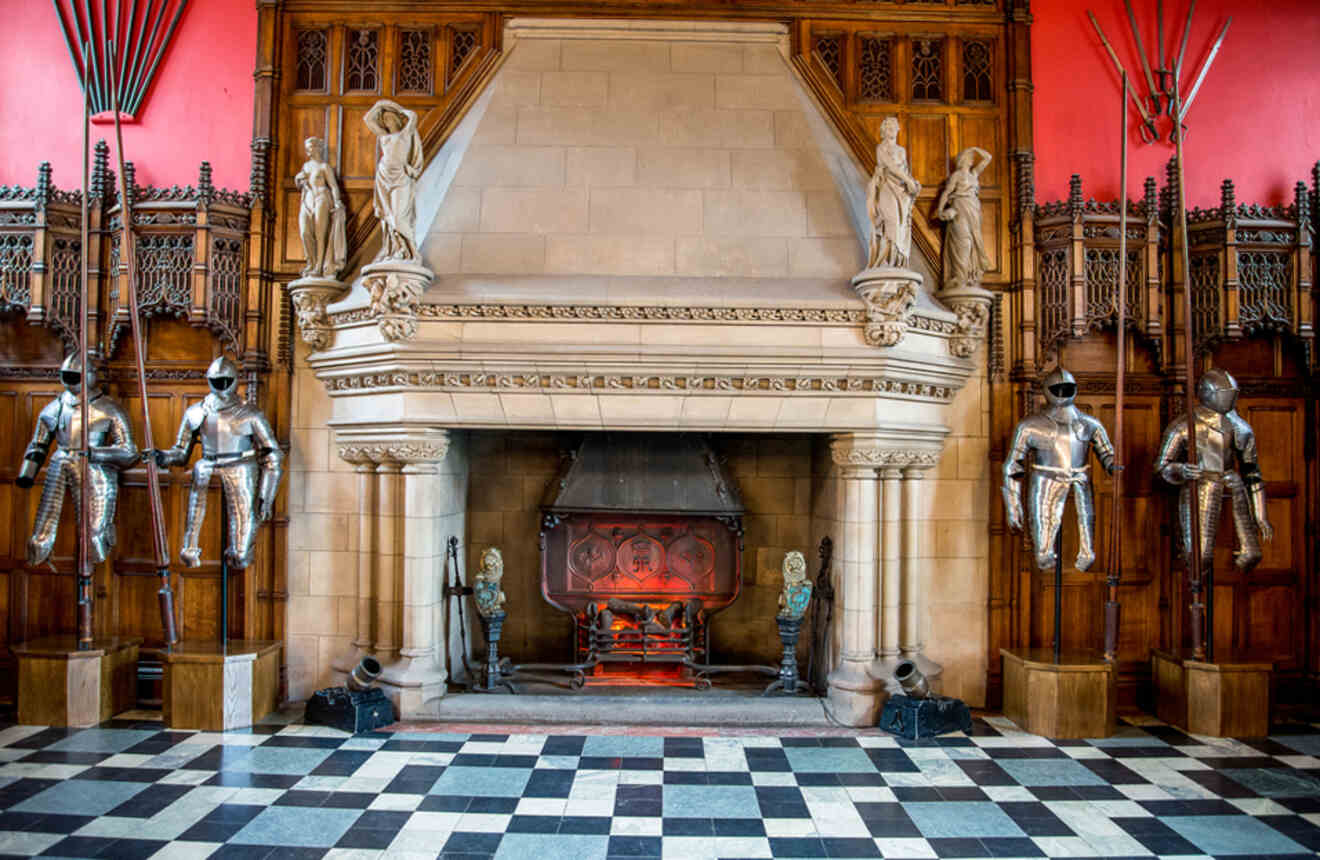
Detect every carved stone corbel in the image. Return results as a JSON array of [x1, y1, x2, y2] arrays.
[[938, 285, 993, 360], [287, 277, 347, 352], [851, 267, 921, 347], [361, 261, 433, 343]]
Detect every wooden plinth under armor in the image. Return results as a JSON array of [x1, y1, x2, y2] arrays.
[[14, 636, 142, 727], [1000, 648, 1117, 739], [162, 640, 281, 731], [1151, 649, 1272, 738]]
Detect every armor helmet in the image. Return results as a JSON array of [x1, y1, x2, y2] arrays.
[[1196, 367, 1239, 414], [1041, 366, 1077, 408], [59, 352, 97, 397], [206, 356, 240, 399]]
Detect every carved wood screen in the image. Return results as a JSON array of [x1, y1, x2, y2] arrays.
[[0, 156, 286, 704], [991, 163, 1319, 709]]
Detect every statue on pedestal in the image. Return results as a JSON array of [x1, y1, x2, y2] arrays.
[[364, 99, 423, 264], [866, 116, 922, 270], [1003, 367, 1116, 571], [934, 146, 992, 293], [294, 136, 347, 279], [1155, 368, 1271, 571], [154, 357, 284, 569], [18, 354, 138, 565], [360, 99, 433, 343]]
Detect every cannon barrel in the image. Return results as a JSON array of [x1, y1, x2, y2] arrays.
[[894, 659, 930, 699], [346, 656, 382, 692]]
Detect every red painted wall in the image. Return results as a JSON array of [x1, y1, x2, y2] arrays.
[[1033, 0, 1320, 208], [0, 0, 255, 192]]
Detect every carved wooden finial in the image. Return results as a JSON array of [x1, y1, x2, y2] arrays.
[[1068, 174, 1083, 217], [91, 140, 110, 200], [198, 161, 214, 205], [1161, 157, 1178, 222], [1143, 176, 1158, 222], [1295, 182, 1311, 237], [249, 137, 271, 207], [1014, 152, 1036, 218], [35, 162, 52, 208], [122, 161, 136, 208]]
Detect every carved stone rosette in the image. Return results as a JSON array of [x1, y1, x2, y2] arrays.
[[288, 276, 348, 352], [360, 261, 434, 343], [938, 285, 993, 360], [851, 267, 921, 347]]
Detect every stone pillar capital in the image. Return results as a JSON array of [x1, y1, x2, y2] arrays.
[[336, 427, 451, 467], [829, 433, 942, 472]]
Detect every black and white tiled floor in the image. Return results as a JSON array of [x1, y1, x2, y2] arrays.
[[0, 711, 1316, 859]]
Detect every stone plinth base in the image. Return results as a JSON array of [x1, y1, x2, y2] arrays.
[[14, 636, 142, 727], [1001, 648, 1116, 738], [1151, 649, 1272, 738], [360, 260, 434, 342], [850, 266, 921, 347], [162, 640, 282, 731]]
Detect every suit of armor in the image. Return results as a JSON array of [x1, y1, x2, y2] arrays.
[[1155, 368, 1271, 571], [156, 357, 283, 569], [1003, 367, 1116, 571], [17, 355, 138, 566]]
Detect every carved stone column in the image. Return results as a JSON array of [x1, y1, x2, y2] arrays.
[[875, 467, 903, 676], [334, 428, 454, 718], [826, 434, 883, 726], [899, 465, 941, 680]]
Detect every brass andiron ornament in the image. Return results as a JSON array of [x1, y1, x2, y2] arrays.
[[472, 547, 514, 693], [1156, 369, 1272, 660], [764, 551, 812, 696], [1004, 367, 1116, 660], [155, 357, 284, 570]]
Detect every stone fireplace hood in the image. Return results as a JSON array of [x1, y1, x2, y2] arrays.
[[543, 433, 745, 517]]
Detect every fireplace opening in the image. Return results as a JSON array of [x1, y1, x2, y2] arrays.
[[539, 434, 745, 686]]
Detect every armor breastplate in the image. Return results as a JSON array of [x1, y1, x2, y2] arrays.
[[1191, 408, 1230, 473], [199, 404, 258, 458], [1030, 408, 1093, 471], [52, 394, 117, 451]]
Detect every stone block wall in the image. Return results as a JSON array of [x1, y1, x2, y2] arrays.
[[422, 35, 860, 280]]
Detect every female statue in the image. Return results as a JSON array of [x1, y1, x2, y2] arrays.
[[364, 100, 423, 263], [934, 147, 993, 292], [294, 136, 347, 279], [866, 117, 922, 269]]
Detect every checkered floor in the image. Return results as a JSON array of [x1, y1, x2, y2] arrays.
[[0, 711, 1316, 860]]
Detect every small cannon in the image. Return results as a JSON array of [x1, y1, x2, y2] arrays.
[[878, 660, 972, 739], [304, 656, 394, 733]]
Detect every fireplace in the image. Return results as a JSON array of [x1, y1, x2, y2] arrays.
[[539, 434, 744, 684]]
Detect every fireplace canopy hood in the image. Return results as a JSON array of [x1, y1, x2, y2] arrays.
[[542, 433, 745, 518]]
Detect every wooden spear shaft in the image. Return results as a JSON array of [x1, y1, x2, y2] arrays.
[[1172, 78, 1204, 660], [77, 45, 94, 650], [1105, 72, 1128, 662], [107, 42, 178, 645]]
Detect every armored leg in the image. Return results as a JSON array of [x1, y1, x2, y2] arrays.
[[180, 459, 215, 568], [217, 461, 260, 569], [27, 452, 72, 566], [1027, 472, 1069, 570], [1178, 477, 1223, 569], [1071, 480, 1098, 571], [79, 465, 117, 563], [1224, 473, 1262, 570]]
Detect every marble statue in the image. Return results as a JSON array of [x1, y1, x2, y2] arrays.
[[1155, 368, 1272, 572], [473, 546, 507, 619], [18, 354, 138, 566], [155, 356, 284, 569], [294, 136, 347, 279], [1003, 366, 1116, 572], [364, 100, 423, 263], [935, 147, 993, 292], [866, 116, 922, 270], [778, 550, 813, 621]]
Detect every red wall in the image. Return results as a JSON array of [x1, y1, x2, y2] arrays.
[[0, 0, 255, 192], [1033, 0, 1320, 208]]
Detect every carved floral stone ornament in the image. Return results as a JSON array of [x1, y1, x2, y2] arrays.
[[362, 263, 431, 342], [852, 268, 920, 347], [943, 290, 993, 359]]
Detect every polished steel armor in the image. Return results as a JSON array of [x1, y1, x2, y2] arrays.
[[17, 354, 138, 566], [1003, 367, 1116, 571], [1155, 368, 1271, 571], [156, 356, 284, 569]]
